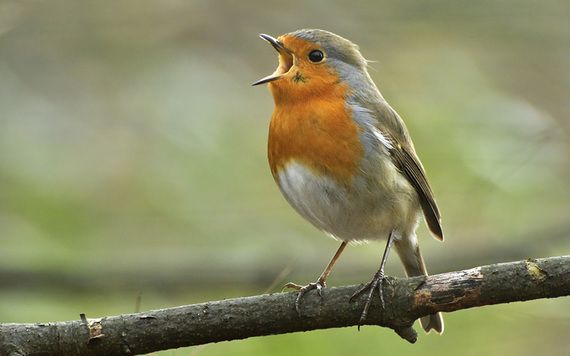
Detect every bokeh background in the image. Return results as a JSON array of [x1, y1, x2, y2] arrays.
[[1, 0, 569, 355]]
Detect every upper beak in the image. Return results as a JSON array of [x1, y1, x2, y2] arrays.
[[259, 33, 287, 53], [252, 34, 293, 86]]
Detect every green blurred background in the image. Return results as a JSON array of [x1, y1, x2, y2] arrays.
[[1, 0, 569, 355]]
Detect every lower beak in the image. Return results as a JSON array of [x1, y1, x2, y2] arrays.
[[252, 34, 293, 86]]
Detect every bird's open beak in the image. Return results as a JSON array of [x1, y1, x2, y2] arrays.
[[252, 34, 294, 86]]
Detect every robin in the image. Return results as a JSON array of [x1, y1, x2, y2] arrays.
[[253, 29, 444, 334]]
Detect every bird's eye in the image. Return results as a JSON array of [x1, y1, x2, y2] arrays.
[[308, 50, 324, 63]]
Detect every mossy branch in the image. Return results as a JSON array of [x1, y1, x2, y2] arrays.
[[1, 256, 569, 355]]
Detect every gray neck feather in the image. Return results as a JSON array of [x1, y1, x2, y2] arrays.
[[327, 58, 385, 108]]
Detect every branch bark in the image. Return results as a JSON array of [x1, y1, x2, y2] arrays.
[[1, 256, 569, 355]]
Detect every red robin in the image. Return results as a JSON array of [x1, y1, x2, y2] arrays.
[[253, 29, 444, 334]]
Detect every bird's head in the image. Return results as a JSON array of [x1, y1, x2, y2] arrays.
[[253, 29, 372, 104]]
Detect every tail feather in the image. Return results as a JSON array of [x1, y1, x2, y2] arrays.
[[420, 313, 444, 334], [395, 235, 444, 335]]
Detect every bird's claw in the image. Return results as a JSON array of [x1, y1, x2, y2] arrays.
[[283, 280, 326, 316], [349, 271, 386, 328]]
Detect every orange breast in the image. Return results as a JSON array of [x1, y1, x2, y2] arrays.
[[267, 82, 363, 185]]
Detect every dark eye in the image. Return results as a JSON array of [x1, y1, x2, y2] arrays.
[[308, 50, 324, 62]]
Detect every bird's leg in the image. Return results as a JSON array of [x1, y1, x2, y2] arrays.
[[283, 241, 348, 315], [350, 230, 395, 327]]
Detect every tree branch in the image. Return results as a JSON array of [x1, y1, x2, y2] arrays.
[[1, 256, 569, 355]]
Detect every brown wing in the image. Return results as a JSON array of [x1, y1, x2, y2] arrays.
[[390, 143, 444, 240], [370, 102, 443, 240]]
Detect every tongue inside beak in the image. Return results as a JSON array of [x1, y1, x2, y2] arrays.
[[252, 34, 294, 86]]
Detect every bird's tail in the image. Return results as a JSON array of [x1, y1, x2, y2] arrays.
[[394, 235, 444, 335]]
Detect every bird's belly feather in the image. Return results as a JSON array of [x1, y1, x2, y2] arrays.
[[276, 159, 420, 242]]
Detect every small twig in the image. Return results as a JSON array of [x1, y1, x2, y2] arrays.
[[134, 292, 142, 313], [263, 263, 293, 294]]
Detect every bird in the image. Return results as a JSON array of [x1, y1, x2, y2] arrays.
[[252, 29, 444, 334]]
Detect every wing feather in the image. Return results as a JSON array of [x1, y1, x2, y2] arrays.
[[371, 103, 444, 240], [390, 143, 443, 240]]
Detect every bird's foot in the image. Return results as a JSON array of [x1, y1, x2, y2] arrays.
[[349, 270, 389, 329], [283, 279, 326, 316]]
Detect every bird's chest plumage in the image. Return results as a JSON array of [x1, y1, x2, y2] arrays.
[[268, 98, 420, 241], [267, 95, 363, 184]]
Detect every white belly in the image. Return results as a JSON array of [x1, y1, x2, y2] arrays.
[[276, 160, 421, 242]]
